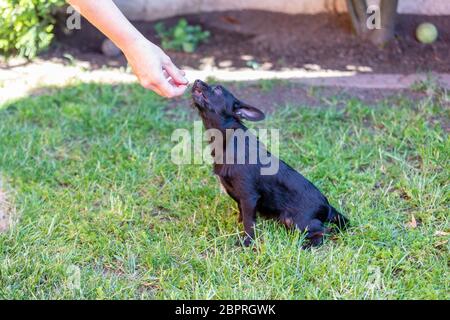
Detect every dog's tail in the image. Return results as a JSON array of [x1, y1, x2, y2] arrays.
[[327, 206, 349, 229]]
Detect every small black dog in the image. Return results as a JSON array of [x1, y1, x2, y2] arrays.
[[191, 80, 348, 246]]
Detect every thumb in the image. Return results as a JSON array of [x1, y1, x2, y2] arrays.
[[164, 61, 188, 85]]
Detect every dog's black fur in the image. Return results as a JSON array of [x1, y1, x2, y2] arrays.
[[191, 80, 349, 246]]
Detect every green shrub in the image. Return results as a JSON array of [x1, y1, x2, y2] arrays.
[[0, 0, 65, 58], [154, 18, 210, 53]]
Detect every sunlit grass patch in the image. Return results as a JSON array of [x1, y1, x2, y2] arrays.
[[0, 82, 448, 299]]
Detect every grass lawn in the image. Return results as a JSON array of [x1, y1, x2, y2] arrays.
[[0, 81, 448, 299]]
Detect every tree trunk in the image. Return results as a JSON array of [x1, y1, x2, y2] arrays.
[[346, 0, 398, 45]]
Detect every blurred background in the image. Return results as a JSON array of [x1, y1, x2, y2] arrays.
[[1, 0, 449, 103]]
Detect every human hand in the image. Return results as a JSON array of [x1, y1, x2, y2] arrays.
[[124, 38, 188, 98]]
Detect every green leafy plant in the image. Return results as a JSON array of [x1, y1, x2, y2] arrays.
[[154, 18, 210, 53], [0, 0, 64, 58]]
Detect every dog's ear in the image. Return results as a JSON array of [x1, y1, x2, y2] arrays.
[[234, 101, 265, 121]]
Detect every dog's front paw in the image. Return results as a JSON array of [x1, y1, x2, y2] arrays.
[[236, 235, 253, 247], [243, 236, 253, 247]]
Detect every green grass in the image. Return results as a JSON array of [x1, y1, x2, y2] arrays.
[[0, 82, 448, 299]]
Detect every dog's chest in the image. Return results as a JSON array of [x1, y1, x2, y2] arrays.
[[215, 176, 228, 194], [215, 175, 240, 202], [214, 165, 241, 201]]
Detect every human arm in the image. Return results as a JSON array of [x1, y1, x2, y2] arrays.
[[67, 0, 188, 98]]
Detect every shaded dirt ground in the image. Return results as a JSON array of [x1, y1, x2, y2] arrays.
[[50, 11, 450, 73]]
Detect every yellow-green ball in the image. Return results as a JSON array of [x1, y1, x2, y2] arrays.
[[416, 22, 438, 44]]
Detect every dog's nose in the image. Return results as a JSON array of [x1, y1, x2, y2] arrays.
[[193, 79, 207, 89]]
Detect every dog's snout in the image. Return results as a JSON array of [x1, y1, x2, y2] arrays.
[[193, 79, 207, 90], [192, 80, 209, 107]]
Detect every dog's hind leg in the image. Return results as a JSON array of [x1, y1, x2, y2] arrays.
[[327, 206, 349, 230], [295, 217, 329, 247]]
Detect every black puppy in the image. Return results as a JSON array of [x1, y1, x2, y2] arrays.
[[191, 80, 348, 246]]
